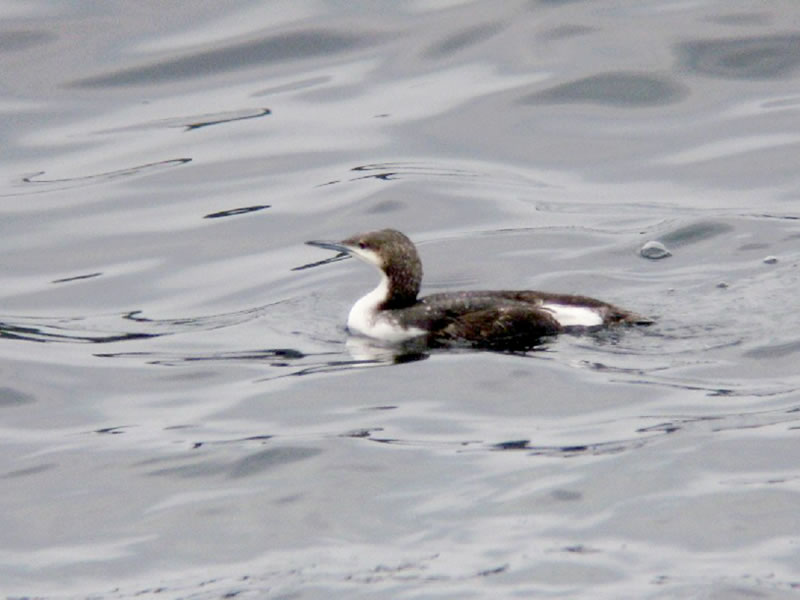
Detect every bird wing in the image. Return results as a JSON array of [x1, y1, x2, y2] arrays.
[[431, 303, 562, 349]]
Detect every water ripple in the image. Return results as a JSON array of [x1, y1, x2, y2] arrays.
[[0, 304, 273, 345], [318, 161, 551, 188], [4, 158, 191, 198], [679, 34, 800, 80], [68, 29, 381, 88], [96, 107, 271, 134], [521, 72, 689, 107]]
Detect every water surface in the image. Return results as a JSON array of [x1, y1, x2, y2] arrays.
[[2, 1, 800, 598]]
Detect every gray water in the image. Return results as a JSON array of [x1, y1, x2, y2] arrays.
[[2, 1, 800, 598]]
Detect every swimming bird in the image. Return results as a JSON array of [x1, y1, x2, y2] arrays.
[[307, 229, 650, 349]]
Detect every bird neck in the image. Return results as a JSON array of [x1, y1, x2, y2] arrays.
[[380, 257, 421, 309]]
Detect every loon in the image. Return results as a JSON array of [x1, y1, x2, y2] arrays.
[[307, 229, 650, 349]]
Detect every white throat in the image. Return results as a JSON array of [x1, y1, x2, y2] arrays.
[[347, 272, 389, 334], [346, 272, 425, 342]]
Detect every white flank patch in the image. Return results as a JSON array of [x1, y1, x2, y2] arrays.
[[542, 303, 603, 327]]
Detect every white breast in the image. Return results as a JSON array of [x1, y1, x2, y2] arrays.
[[541, 303, 603, 327], [346, 274, 426, 342]]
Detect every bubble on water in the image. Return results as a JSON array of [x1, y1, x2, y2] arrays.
[[640, 240, 672, 259]]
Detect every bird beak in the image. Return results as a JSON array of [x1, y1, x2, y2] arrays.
[[293, 239, 352, 271], [305, 239, 352, 254]]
